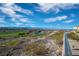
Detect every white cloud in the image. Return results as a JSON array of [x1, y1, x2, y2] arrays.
[[1, 3, 33, 17], [0, 7, 15, 16], [0, 18, 5, 23], [12, 4, 33, 15], [2, 3, 33, 15], [11, 18, 16, 22], [45, 18, 57, 23], [24, 23, 36, 28], [38, 3, 77, 13], [11, 17, 33, 26], [20, 18, 28, 22], [44, 16, 67, 23], [19, 18, 32, 23], [0, 3, 34, 24], [38, 3, 54, 12], [64, 19, 74, 23], [29, 24, 36, 28], [57, 16, 67, 20], [15, 22, 22, 26]]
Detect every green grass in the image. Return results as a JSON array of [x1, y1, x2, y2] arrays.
[[0, 39, 20, 46], [0, 30, 27, 38], [0, 30, 48, 39], [30, 32, 47, 38]]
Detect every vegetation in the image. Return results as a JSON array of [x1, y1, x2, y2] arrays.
[[0, 28, 63, 56], [75, 30, 79, 33], [67, 31, 79, 41], [0, 31, 27, 38], [0, 30, 50, 39], [50, 31, 64, 45], [25, 42, 50, 56], [0, 39, 20, 46]]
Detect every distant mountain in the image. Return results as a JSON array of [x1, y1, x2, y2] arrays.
[[0, 27, 73, 31]]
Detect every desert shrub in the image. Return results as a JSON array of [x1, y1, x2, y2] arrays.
[[50, 31, 64, 45], [67, 32, 79, 40], [25, 42, 49, 56], [75, 30, 79, 33]]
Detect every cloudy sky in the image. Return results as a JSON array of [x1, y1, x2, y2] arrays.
[[0, 3, 79, 29]]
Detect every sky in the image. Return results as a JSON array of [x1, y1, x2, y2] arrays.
[[0, 3, 79, 29]]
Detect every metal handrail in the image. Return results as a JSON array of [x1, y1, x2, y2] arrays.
[[62, 32, 72, 56]]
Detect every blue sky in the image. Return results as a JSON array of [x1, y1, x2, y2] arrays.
[[0, 3, 79, 29]]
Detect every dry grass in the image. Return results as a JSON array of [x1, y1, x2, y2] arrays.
[[24, 42, 49, 56], [67, 31, 79, 41]]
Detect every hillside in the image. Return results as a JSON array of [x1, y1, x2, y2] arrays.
[[0, 28, 64, 56]]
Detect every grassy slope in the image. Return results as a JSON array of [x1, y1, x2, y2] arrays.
[[0, 30, 64, 56], [0, 39, 20, 46], [0, 30, 28, 38], [0, 30, 51, 46], [25, 42, 49, 56], [67, 30, 79, 41], [50, 31, 64, 45]]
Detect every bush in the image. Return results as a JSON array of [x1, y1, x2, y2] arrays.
[[25, 42, 49, 56], [50, 31, 64, 45], [18, 32, 26, 37], [67, 32, 79, 40]]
